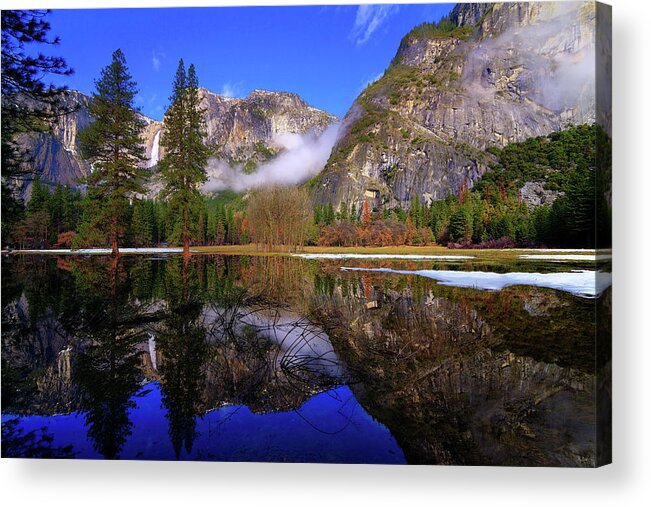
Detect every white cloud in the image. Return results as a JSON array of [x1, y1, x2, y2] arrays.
[[350, 5, 398, 46], [220, 82, 243, 98], [152, 50, 165, 72], [203, 123, 341, 193]]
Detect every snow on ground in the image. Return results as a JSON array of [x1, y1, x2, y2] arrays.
[[520, 254, 612, 261], [340, 267, 612, 298], [16, 248, 195, 254], [292, 253, 474, 261], [517, 249, 590, 252]]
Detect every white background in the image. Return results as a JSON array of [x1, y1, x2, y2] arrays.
[[1, 0, 649, 505]]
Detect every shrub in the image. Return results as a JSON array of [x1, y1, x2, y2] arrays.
[[55, 231, 77, 248]]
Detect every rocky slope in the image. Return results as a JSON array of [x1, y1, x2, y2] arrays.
[[199, 88, 335, 169], [16, 91, 93, 200], [17, 87, 336, 200], [311, 1, 598, 210]]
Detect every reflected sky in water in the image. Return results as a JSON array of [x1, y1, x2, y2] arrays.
[[1, 254, 608, 465], [4, 384, 404, 463]]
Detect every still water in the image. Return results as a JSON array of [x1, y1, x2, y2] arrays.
[[1, 254, 610, 465]]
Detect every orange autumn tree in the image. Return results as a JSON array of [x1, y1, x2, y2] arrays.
[[361, 199, 372, 228]]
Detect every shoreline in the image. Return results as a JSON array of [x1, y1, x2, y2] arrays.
[[3, 244, 610, 261]]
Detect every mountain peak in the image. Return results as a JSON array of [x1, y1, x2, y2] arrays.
[[313, 1, 597, 209], [19, 82, 337, 199]]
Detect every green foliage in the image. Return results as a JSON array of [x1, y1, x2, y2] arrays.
[[405, 18, 476, 42], [419, 124, 611, 248], [476, 124, 598, 195], [78, 49, 147, 253], [253, 140, 275, 160], [2, 10, 74, 237], [242, 159, 257, 174], [130, 199, 154, 246], [409, 195, 425, 228], [449, 207, 472, 244], [324, 202, 335, 226], [158, 60, 210, 252], [73, 194, 109, 248], [337, 201, 349, 221], [470, 124, 608, 247], [350, 202, 358, 223]]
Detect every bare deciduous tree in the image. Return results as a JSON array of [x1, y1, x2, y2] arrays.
[[247, 186, 311, 252]]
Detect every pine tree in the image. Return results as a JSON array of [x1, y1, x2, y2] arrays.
[[78, 49, 147, 255], [130, 200, 153, 246], [158, 60, 210, 256], [226, 207, 235, 244], [49, 183, 65, 242], [214, 205, 226, 244], [152, 201, 165, 245], [197, 205, 206, 245], [350, 203, 357, 223], [1, 10, 73, 236], [61, 185, 80, 232], [338, 201, 348, 221], [28, 175, 50, 215], [449, 207, 472, 244], [324, 202, 335, 226], [394, 206, 407, 222], [409, 195, 425, 228]]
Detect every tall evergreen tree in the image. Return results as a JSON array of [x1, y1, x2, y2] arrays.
[[409, 195, 423, 228], [350, 202, 357, 223], [159, 60, 210, 257], [78, 49, 147, 255], [326, 202, 335, 226], [130, 200, 153, 247], [338, 201, 349, 221], [27, 175, 50, 215], [1, 10, 73, 239], [449, 207, 473, 244]]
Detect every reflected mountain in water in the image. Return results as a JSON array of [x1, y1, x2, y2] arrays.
[[1, 254, 610, 465]]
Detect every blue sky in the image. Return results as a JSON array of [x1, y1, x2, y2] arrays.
[[41, 3, 454, 120]]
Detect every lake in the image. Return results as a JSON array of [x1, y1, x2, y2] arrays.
[[1, 252, 611, 465]]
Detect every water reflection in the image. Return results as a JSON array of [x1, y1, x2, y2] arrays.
[[69, 259, 151, 459], [1, 254, 609, 465], [157, 258, 207, 459]]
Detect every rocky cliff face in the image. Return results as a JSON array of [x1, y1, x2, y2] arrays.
[[16, 90, 163, 199], [18, 87, 335, 200], [16, 91, 93, 200], [312, 1, 597, 210], [199, 88, 336, 168]]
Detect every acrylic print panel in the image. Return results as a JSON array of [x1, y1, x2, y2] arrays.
[[1, 2, 611, 466]]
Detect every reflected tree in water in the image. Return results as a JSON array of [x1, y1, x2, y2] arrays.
[[1, 418, 75, 459], [71, 258, 149, 459], [157, 256, 207, 459]]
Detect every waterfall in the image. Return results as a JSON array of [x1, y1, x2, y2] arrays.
[[148, 129, 161, 168], [148, 334, 157, 370]]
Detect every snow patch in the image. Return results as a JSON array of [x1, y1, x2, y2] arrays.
[[520, 254, 612, 261], [340, 267, 612, 298], [513, 249, 612, 253], [17, 248, 195, 255]]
